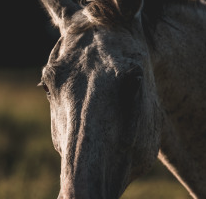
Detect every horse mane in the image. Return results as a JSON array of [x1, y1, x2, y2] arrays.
[[142, 0, 201, 45], [142, 0, 200, 27]]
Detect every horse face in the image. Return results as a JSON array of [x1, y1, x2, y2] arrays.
[[40, 0, 160, 198]]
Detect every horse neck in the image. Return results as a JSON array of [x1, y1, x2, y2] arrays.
[[150, 4, 206, 67], [148, 3, 206, 121]]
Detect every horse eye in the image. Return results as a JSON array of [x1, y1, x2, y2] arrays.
[[38, 81, 50, 95], [42, 83, 50, 95]]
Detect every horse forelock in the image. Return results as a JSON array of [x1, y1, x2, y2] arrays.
[[67, 0, 126, 34], [82, 0, 123, 25], [68, 0, 202, 36]]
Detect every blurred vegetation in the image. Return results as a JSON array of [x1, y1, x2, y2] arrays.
[[0, 69, 191, 199]]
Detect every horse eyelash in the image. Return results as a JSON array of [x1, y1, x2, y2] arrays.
[[37, 81, 44, 87]]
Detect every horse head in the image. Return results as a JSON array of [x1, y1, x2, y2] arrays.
[[40, 0, 161, 198]]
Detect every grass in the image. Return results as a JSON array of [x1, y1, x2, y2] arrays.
[[121, 179, 190, 199], [0, 69, 191, 199]]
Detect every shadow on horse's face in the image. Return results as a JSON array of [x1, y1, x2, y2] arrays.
[[40, 0, 160, 198]]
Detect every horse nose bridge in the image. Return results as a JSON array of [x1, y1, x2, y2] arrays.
[[59, 151, 106, 199]]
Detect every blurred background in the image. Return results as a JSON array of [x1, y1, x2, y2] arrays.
[[0, 0, 191, 198]]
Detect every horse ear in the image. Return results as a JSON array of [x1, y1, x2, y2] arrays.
[[40, 0, 80, 32], [113, 0, 143, 20]]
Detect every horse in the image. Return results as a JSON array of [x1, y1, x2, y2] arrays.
[[39, 0, 206, 198]]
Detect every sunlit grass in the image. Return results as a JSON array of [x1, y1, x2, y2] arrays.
[[0, 169, 60, 199], [0, 69, 191, 199], [121, 179, 191, 199], [0, 69, 60, 199], [0, 69, 50, 123]]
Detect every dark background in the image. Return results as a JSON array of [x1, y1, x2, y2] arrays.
[[1, 0, 59, 68]]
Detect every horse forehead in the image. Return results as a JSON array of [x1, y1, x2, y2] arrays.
[[94, 31, 134, 51], [55, 28, 146, 80], [63, 27, 139, 54]]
